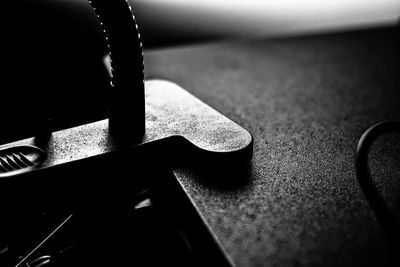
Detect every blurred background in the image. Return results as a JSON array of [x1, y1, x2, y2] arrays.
[[1, 0, 400, 144], [135, 0, 400, 45]]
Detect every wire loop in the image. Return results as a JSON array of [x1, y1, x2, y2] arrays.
[[355, 121, 400, 248]]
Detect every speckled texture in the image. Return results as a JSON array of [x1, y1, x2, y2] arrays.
[[145, 28, 400, 266], [0, 81, 251, 175]]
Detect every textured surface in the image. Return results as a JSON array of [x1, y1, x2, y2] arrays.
[[145, 28, 400, 266]]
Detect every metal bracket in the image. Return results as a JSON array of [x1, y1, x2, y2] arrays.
[[0, 80, 252, 178]]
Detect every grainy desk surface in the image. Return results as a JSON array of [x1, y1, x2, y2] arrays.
[[145, 28, 400, 266]]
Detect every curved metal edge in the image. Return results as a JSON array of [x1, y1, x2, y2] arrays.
[[144, 80, 254, 155]]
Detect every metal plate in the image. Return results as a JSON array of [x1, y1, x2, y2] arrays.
[[0, 80, 252, 178]]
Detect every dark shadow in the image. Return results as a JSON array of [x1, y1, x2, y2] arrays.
[[175, 160, 254, 192]]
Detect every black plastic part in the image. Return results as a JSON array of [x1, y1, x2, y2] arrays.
[[89, 0, 145, 141]]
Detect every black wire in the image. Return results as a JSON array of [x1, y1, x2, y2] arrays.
[[355, 121, 400, 249]]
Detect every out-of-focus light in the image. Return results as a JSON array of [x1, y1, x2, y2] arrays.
[[136, 0, 400, 37]]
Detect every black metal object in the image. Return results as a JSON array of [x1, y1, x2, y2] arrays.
[[0, 0, 252, 178], [0, 0, 252, 266]]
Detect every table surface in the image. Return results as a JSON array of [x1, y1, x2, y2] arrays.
[[145, 27, 400, 266]]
